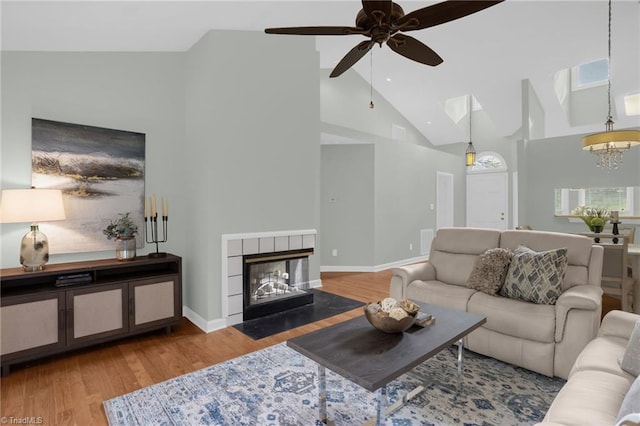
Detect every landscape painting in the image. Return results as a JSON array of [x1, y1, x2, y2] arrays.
[[31, 118, 145, 254]]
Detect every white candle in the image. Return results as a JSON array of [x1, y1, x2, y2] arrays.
[[162, 197, 168, 217], [151, 195, 157, 216]]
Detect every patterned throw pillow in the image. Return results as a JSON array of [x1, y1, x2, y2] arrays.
[[467, 248, 513, 295], [499, 245, 568, 305]]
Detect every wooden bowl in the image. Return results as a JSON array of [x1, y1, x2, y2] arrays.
[[363, 304, 416, 333]]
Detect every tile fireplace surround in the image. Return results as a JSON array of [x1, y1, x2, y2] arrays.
[[222, 229, 318, 326]]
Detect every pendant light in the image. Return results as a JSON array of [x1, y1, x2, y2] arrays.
[[465, 95, 476, 167], [582, 0, 640, 170]]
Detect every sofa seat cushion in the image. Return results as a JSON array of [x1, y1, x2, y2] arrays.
[[406, 280, 476, 312], [468, 291, 555, 342], [543, 370, 632, 426], [570, 335, 633, 379]]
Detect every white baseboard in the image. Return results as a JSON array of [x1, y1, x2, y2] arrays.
[[320, 255, 428, 273], [309, 278, 322, 288], [183, 306, 227, 333]]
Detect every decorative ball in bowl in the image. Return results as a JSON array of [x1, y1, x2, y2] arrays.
[[364, 298, 420, 333]]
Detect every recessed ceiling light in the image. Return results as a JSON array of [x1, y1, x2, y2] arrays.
[[427, 121, 432, 125], [386, 77, 392, 82]]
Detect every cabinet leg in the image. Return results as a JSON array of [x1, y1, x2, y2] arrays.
[[165, 326, 172, 335], [1, 364, 10, 376]]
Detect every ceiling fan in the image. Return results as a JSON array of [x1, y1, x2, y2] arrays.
[[265, 0, 504, 78]]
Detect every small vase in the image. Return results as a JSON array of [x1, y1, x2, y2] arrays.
[[593, 226, 603, 233], [115, 237, 136, 261]]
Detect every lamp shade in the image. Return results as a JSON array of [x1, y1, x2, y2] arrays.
[[582, 130, 640, 151], [0, 188, 66, 223]]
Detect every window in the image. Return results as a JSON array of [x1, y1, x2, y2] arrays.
[[571, 58, 608, 91], [554, 187, 637, 216], [468, 152, 507, 172]]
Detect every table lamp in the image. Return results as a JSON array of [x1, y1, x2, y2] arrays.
[[0, 188, 66, 271]]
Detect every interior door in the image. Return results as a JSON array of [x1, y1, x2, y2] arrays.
[[436, 171, 454, 229], [467, 172, 508, 229]]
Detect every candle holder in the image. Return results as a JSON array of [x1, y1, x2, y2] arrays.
[[611, 220, 620, 244], [145, 213, 168, 258]]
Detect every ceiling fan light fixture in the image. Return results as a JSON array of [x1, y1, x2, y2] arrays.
[[582, 0, 640, 171]]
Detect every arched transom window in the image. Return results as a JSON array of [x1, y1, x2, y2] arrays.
[[468, 152, 507, 172]]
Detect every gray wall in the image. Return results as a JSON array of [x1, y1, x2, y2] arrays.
[[319, 70, 465, 269], [374, 139, 464, 266], [518, 132, 640, 235], [1, 51, 187, 265], [184, 31, 320, 319], [0, 31, 321, 324]]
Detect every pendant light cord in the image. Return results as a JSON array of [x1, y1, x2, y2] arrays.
[[469, 94, 472, 142], [369, 50, 374, 109], [607, 0, 612, 123]]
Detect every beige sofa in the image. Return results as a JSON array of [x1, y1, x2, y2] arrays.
[[537, 310, 640, 426], [390, 227, 604, 379]]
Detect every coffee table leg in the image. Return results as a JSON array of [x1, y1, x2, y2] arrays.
[[376, 385, 387, 426], [456, 338, 464, 395], [318, 365, 328, 424]]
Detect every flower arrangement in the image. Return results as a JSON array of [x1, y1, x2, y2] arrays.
[[103, 212, 138, 240], [571, 206, 609, 232]]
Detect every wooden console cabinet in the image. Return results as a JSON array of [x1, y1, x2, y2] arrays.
[[0, 254, 182, 375]]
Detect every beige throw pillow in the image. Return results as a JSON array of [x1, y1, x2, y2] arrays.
[[467, 248, 513, 296], [500, 245, 568, 305]]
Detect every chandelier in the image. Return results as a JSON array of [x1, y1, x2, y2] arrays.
[[582, 0, 640, 171]]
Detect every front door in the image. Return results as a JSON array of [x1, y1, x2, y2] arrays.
[[466, 172, 508, 229]]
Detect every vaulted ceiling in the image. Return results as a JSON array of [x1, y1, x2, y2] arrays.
[[2, 0, 639, 145]]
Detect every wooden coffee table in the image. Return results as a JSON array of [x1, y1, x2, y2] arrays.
[[287, 302, 486, 425]]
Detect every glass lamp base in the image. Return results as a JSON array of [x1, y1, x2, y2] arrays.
[[20, 225, 49, 272]]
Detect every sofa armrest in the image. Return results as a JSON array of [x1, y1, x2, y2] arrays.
[[389, 262, 435, 300], [598, 310, 640, 340], [555, 285, 603, 342]]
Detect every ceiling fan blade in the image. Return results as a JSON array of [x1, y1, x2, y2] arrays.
[[362, 0, 392, 24], [395, 0, 504, 32], [265, 26, 365, 36], [387, 34, 443, 66], [330, 40, 376, 78]]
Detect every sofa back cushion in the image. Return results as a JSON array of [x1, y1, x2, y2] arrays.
[[430, 228, 502, 286], [500, 230, 594, 291]]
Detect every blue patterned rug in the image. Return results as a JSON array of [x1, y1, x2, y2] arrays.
[[104, 343, 564, 425]]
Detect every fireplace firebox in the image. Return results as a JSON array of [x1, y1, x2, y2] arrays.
[[242, 248, 314, 320]]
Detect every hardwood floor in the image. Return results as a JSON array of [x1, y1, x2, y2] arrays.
[[0, 270, 621, 425]]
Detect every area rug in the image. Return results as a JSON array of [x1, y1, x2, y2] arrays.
[[104, 342, 565, 425], [232, 289, 364, 339]]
